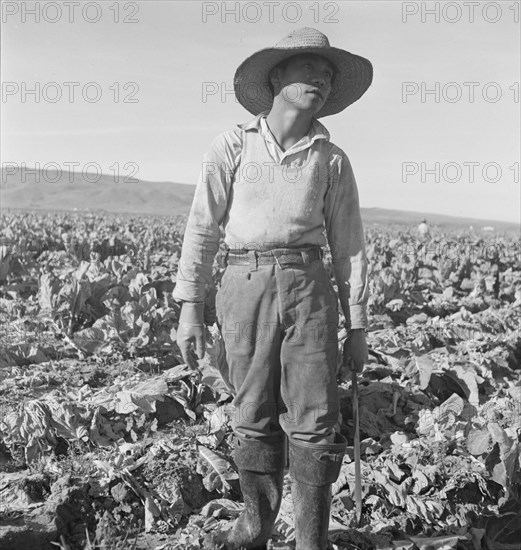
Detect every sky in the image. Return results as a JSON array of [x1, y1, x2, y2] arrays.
[[1, 0, 520, 223]]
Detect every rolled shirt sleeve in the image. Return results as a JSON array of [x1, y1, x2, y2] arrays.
[[324, 149, 369, 330], [172, 131, 240, 302]]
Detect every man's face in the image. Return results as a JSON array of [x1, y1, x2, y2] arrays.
[[271, 54, 334, 115]]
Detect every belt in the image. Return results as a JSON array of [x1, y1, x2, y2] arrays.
[[225, 245, 323, 267]]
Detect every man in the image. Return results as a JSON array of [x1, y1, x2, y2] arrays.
[[172, 27, 372, 550], [417, 219, 431, 241]]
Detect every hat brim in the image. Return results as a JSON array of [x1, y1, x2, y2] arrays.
[[234, 45, 373, 118]]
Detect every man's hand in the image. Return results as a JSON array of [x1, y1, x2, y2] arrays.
[[343, 329, 368, 373], [177, 302, 206, 370]]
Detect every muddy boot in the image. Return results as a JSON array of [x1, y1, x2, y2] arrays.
[[218, 435, 286, 550], [289, 433, 347, 550]]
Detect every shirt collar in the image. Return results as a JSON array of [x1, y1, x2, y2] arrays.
[[237, 111, 330, 144]]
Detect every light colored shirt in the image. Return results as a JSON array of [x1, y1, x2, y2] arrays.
[[172, 112, 369, 330], [418, 222, 430, 240]]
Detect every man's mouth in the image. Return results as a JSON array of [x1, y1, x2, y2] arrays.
[[307, 89, 323, 100]]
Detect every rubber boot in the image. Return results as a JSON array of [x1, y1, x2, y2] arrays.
[[218, 435, 286, 550], [289, 433, 347, 550]]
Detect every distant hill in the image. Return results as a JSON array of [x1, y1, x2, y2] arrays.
[[0, 168, 194, 217], [361, 208, 519, 233], [1, 167, 519, 232]]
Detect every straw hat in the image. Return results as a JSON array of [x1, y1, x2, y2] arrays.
[[233, 27, 373, 118]]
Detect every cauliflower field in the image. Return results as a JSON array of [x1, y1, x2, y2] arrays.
[[0, 210, 519, 550]]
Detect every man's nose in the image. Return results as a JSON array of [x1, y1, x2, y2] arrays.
[[311, 74, 327, 88]]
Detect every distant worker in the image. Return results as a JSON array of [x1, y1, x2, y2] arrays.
[[417, 219, 431, 241]]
